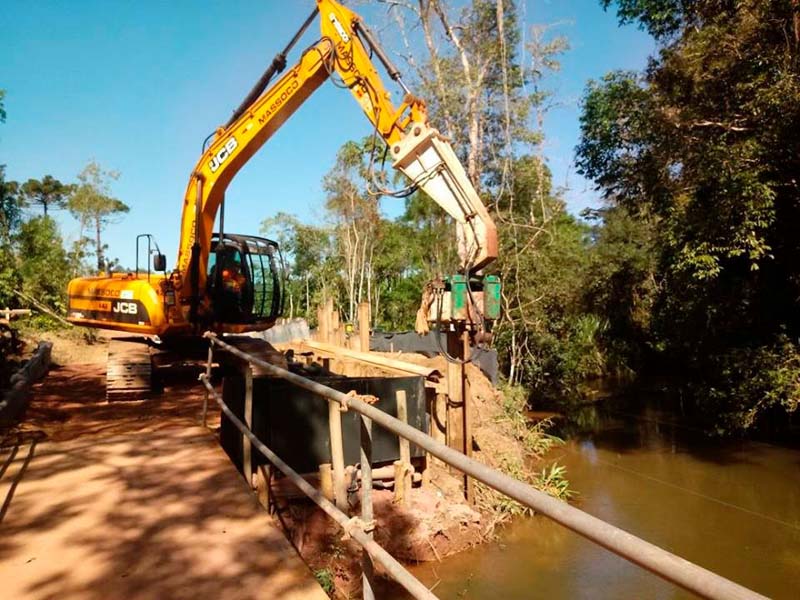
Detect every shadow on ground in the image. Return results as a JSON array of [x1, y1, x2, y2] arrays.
[[0, 363, 325, 600]]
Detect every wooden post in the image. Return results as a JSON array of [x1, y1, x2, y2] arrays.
[[319, 463, 334, 501], [319, 297, 334, 344], [331, 309, 340, 347], [445, 327, 473, 502], [328, 399, 347, 510], [431, 391, 447, 445], [446, 329, 465, 465], [255, 465, 271, 511], [462, 330, 474, 504], [393, 461, 406, 504], [315, 305, 322, 341], [360, 414, 375, 600], [358, 301, 371, 353], [396, 390, 412, 501], [243, 365, 253, 488]]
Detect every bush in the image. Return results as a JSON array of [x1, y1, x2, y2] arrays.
[[692, 337, 800, 434]]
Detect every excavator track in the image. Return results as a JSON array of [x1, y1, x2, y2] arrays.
[[106, 337, 153, 401]]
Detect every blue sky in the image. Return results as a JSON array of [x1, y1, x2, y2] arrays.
[[0, 0, 653, 269]]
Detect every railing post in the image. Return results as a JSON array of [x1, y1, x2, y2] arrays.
[[360, 414, 375, 600], [243, 364, 253, 488], [328, 399, 348, 510], [202, 344, 213, 427]]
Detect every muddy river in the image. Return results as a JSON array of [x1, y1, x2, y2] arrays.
[[391, 392, 800, 598]]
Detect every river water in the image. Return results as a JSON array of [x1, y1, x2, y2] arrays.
[[392, 392, 800, 599]]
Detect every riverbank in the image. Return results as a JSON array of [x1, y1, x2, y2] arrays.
[[274, 352, 568, 597]]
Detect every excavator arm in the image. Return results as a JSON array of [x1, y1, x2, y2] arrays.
[[175, 0, 498, 323]]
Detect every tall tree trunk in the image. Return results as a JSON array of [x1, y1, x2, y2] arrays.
[[95, 216, 104, 272], [305, 274, 310, 318]]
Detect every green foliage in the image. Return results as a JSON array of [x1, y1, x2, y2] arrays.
[[601, 0, 736, 40], [262, 138, 452, 332], [0, 89, 6, 123], [532, 463, 573, 501], [0, 166, 21, 242], [69, 161, 128, 272], [578, 0, 800, 432], [582, 205, 659, 372], [19, 175, 74, 216], [695, 337, 800, 434], [494, 194, 606, 393], [499, 383, 563, 455], [14, 216, 71, 311], [313, 568, 335, 595]]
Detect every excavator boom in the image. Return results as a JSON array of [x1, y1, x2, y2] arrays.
[[67, 0, 498, 341]]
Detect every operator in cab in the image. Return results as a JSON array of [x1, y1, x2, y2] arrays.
[[211, 249, 250, 320]]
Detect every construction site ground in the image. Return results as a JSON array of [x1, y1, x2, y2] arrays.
[[0, 360, 327, 600]]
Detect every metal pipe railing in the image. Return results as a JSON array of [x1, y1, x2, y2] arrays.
[[203, 332, 767, 600], [199, 373, 435, 600]]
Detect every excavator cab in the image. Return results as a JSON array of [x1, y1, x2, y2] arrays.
[[207, 233, 284, 324]]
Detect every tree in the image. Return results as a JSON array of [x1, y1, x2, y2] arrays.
[[15, 216, 71, 311], [0, 167, 21, 242], [68, 161, 129, 272], [577, 0, 800, 431], [261, 212, 337, 321], [19, 175, 73, 216], [323, 139, 383, 323], [387, 0, 535, 190]]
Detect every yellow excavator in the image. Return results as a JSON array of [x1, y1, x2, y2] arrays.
[[66, 0, 499, 398]]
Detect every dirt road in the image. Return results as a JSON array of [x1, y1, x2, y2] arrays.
[[0, 363, 326, 599]]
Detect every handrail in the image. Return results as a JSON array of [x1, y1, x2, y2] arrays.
[[203, 332, 767, 600], [199, 374, 435, 599]]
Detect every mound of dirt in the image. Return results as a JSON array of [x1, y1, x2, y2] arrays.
[[278, 484, 482, 597]]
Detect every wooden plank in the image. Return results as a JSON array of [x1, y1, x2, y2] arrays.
[[299, 340, 441, 379]]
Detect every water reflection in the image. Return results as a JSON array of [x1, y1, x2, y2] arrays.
[[387, 386, 800, 599]]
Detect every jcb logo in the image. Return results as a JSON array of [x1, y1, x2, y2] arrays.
[[113, 302, 138, 315], [208, 137, 238, 173]]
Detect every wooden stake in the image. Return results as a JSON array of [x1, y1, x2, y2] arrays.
[[358, 301, 371, 353], [255, 465, 271, 511], [446, 329, 465, 467], [462, 330, 474, 504], [393, 460, 406, 504], [396, 389, 412, 500], [319, 463, 334, 501], [331, 309, 340, 347], [328, 399, 347, 510], [360, 414, 375, 599], [318, 301, 329, 343]]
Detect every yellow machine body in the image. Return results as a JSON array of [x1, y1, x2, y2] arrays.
[[66, 0, 498, 340]]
